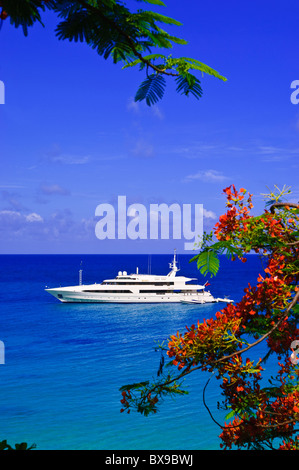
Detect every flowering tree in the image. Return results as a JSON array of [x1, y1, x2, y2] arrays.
[[120, 185, 299, 450]]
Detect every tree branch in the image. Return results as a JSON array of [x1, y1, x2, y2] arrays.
[[215, 289, 299, 364], [270, 202, 299, 213], [74, 0, 179, 76]]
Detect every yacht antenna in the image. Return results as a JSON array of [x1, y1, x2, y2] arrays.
[[148, 254, 151, 274], [79, 261, 83, 286]]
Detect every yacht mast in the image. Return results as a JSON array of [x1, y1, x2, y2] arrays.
[[79, 261, 83, 286], [167, 249, 179, 277]]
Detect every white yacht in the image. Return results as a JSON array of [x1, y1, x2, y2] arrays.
[[45, 251, 233, 304]]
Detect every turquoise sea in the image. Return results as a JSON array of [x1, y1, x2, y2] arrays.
[[0, 254, 265, 450]]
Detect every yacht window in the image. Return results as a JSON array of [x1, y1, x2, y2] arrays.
[[83, 289, 132, 294], [102, 281, 174, 285], [139, 290, 168, 294]]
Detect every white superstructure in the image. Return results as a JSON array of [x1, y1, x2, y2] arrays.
[[45, 251, 233, 304]]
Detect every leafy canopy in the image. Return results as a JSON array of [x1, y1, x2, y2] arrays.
[[0, 0, 227, 105]]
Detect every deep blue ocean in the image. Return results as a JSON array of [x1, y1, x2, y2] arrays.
[[0, 254, 267, 450]]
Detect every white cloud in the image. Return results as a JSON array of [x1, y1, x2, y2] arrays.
[[256, 145, 299, 162], [150, 105, 164, 120], [0, 210, 43, 232], [51, 154, 90, 165], [25, 213, 44, 223], [43, 145, 90, 165], [0, 207, 99, 245], [127, 96, 164, 120], [127, 97, 140, 114], [203, 208, 217, 219], [184, 169, 229, 183], [130, 138, 155, 158], [0, 209, 21, 218], [39, 184, 70, 196]]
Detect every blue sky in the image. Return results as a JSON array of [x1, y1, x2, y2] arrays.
[[0, 0, 298, 253]]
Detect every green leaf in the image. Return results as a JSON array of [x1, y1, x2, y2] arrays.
[[155, 27, 188, 45], [292, 303, 299, 317], [4, 0, 46, 36], [137, 10, 182, 26], [55, 9, 94, 43], [0, 439, 36, 450], [195, 250, 220, 277], [141, 29, 174, 49], [181, 57, 227, 81], [135, 73, 166, 106], [0, 440, 11, 450], [119, 381, 150, 392], [175, 73, 203, 99], [122, 53, 166, 69], [225, 409, 236, 421], [136, 0, 167, 6], [14, 442, 29, 450], [214, 241, 243, 259]]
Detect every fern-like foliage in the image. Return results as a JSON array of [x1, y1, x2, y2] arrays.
[[190, 236, 244, 277], [0, 0, 227, 104], [1, 0, 55, 36], [135, 73, 166, 106], [190, 249, 220, 277], [0, 439, 36, 450], [175, 73, 203, 99]]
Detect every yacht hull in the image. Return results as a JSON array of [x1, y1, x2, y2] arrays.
[[45, 288, 218, 304]]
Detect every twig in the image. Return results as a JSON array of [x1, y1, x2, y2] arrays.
[[75, 0, 178, 76], [214, 290, 299, 365], [270, 202, 299, 213]]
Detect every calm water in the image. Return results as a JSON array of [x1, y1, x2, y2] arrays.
[[0, 254, 264, 450]]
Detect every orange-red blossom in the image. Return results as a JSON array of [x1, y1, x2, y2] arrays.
[[166, 186, 299, 449]]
